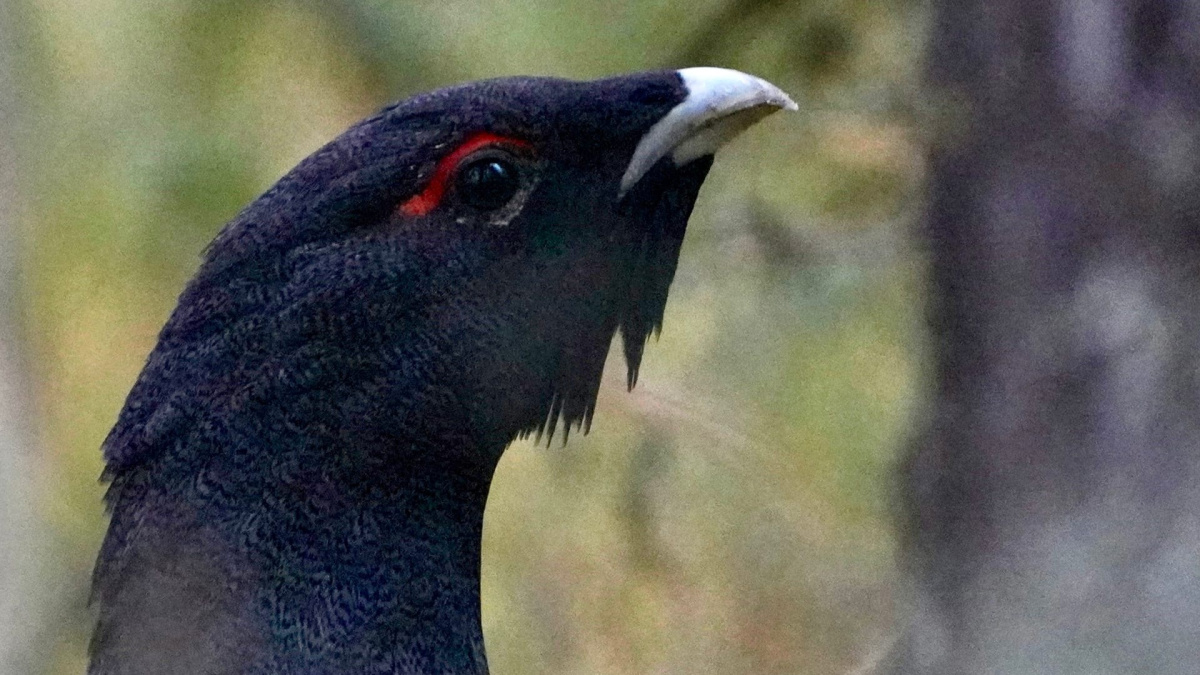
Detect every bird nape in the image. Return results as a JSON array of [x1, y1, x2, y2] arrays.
[[88, 68, 794, 675]]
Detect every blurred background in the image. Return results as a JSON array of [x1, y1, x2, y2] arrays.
[[0, 1, 929, 673]]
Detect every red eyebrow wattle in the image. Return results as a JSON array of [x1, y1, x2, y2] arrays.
[[399, 132, 532, 217]]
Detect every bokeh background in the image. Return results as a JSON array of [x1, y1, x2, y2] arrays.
[[0, 1, 929, 673]]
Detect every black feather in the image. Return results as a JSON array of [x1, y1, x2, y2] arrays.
[[90, 71, 714, 675]]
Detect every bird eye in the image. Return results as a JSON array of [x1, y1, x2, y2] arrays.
[[455, 158, 521, 211]]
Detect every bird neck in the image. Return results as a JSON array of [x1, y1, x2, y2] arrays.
[[257, 459, 497, 674], [93, 440, 502, 675]]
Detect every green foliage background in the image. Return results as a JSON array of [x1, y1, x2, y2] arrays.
[[8, 0, 928, 672]]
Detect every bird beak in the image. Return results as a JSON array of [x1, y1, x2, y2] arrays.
[[618, 67, 798, 198]]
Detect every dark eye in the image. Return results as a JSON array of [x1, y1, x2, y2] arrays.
[[455, 158, 521, 211]]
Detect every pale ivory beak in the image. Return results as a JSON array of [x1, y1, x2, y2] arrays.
[[619, 67, 798, 197]]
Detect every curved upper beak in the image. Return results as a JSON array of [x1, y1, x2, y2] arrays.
[[619, 67, 797, 198]]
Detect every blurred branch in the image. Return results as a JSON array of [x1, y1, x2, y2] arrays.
[[297, 0, 462, 97], [672, 0, 794, 66]]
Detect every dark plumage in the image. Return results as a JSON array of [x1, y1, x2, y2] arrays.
[[89, 68, 793, 674]]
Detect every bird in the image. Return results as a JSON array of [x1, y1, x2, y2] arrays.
[[88, 67, 795, 675]]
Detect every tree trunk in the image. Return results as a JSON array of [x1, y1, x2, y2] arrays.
[[890, 2, 1200, 673]]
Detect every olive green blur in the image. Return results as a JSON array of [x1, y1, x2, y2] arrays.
[[5, 1, 927, 673]]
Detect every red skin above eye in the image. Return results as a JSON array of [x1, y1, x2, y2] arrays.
[[399, 132, 533, 217]]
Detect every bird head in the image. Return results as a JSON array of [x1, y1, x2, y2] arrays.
[[104, 68, 795, 474], [91, 67, 795, 675]]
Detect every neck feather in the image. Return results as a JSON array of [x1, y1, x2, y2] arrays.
[[91, 434, 501, 675]]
